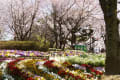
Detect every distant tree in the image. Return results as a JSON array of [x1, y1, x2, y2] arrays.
[[35, 0, 101, 50], [62, 0, 100, 49], [38, 0, 76, 49], [49, 0, 76, 49], [0, 27, 7, 40], [8, 0, 39, 41], [31, 18, 55, 47]]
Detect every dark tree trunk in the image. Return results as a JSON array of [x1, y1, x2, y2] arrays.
[[59, 25, 62, 49], [71, 32, 76, 49], [99, 0, 120, 74], [54, 24, 58, 48], [55, 35, 58, 48]]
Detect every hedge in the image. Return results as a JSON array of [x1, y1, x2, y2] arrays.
[[0, 41, 49, 51]]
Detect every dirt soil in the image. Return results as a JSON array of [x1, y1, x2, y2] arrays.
[[100, 75, 120, 80]]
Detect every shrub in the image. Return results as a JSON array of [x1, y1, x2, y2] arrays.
[[49, 48, 56, 51], [0, 41, 49, 51]]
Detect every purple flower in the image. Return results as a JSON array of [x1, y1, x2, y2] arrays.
[[94, 67, 105, 72]]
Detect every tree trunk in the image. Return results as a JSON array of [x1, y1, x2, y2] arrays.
[[54, 24, 58, 48], [59, 25, 62, 49], [99, 0, 120, 74], [71, 32, 76, 49], [55, 35, 58, 48], [105, 16, 120, 74]]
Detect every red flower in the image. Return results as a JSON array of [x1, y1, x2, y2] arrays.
[[17, 58, 24, 61], [26, 77, 34, 80], [7, 58, 24, 76], [43, 58, 47, 61], [87, 74, 93, 78], [89, 68, 103, 75], [63, 62, 69, 64], [10, 66, 18, 71], [68, 73, 74, 77], [95, 70, 103, 75], [22, 74, 28, 79], [50, 60, 55, 62], [44, 60, 54, 64], [58, 70, 66, 75], [75, 76, 82, 80], [90, 68, 96, 72], [44, 60, 55, 68], [8, 63, 15, 68], [81, 64, 87, 67], [81, 64, 92, 68]]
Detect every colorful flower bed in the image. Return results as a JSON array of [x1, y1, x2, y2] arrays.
[[0, 50, 104, 58], [7, 58, 64, 80], [49, 50, 86, 56], [5, 58, 104, 80], [0, 50, 48, 57], [0, 50, 105, 80], [0, 50, 86, 57]]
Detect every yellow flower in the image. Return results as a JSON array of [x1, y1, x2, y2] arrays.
[[47, 74, 54, 79], [66, 69, 70, 72], [75, 70, 81, 73], [5, 53, 9, 57], [27, 71, 33, 76], [30, 53, 35, 56], [7, 51, 10, 53], [35, 77, 45, 80], [41, 77, 46, 80], [0, 53, 2, 56], [62, 61, 71, 67]]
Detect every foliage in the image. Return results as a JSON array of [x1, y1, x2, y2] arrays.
[[0, 41, 49, 51], [63, 54, 105, 67], [35, 35, 50, 51]]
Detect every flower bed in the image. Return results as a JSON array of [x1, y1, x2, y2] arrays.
[[52, 54, 105, 67], [66, 54, 105, 66], [5, 58, 104, 80], [50, 50, 86, 56], [43, 60, 103, 80], [7, 58, 64, 80], [0, 50, 49, 57], [0, 50, 105, 80]]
